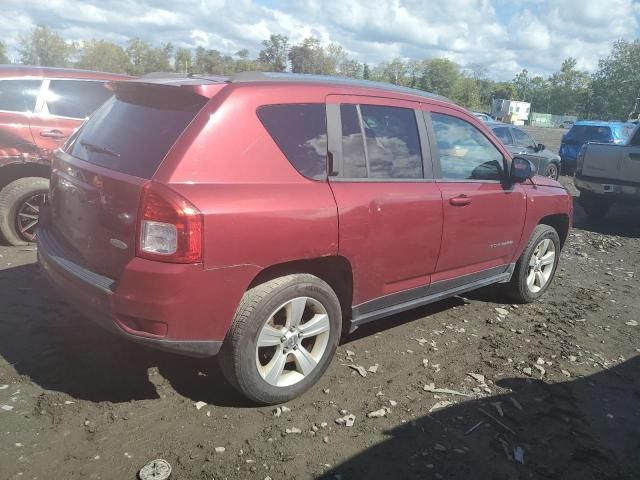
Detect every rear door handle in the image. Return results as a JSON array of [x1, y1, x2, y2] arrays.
[[629, 152, 640, 160], [40, 129, 65, 139], [449, 195, 472, 206]]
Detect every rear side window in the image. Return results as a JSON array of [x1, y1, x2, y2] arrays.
[[67, 83, 208, 179], [492, 126, 513, 145], [46, 80, 113, 119], [257, 104, 327, 180], [431, 113, 503, 181], [338, 104, 423, 180], [0, 80, 41, 113]]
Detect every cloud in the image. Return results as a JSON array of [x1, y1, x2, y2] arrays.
[[1, 0, 638, 79]]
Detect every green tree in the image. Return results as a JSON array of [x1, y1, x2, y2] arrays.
[[547, 57, 590, 115], [363, 63, 370, 80], [258, 34, 289, 72], [492, 82, 517, 100], [340, 58, 362, 78], [451, 76, 481, 108], [18, 25, 75, 67], [126, 38, 173, 75], [512, 69, 530, 101], [174, 48, 192, 73], [420, 58, 460, 97], [0, 41, 9, 64], [289, 37, 325, 74], [591, 39, 640, 120], [76, 40, 130, 73]]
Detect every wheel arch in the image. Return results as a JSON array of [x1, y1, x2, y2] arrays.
[[538, 213, 570, 248], [248, 256, 355, 325], [0, 161, 50, 193]]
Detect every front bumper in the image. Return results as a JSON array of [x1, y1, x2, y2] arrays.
[[575, 175, 640, 205], [37, 226, 222, 357]]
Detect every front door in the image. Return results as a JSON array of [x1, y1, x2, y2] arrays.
[[326, 95, 443, 309], [427, 110, 527, 284], [511, 127, 545, 172]]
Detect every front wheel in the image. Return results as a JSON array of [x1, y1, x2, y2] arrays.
[[543, 162, 559, 180], [219, 274, 342, 404], [506, 224, 560, 303], [0, 177, 49, 246]]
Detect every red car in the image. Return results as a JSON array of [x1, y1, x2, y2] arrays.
[[37, 72, 572, 404], [0, 66, 129, 245]]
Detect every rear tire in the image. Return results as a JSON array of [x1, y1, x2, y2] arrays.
[[580, 194, 610, 220], [506, 224, 560, 303], [0, 177, 49, 246], [218, 274, 342, 404]]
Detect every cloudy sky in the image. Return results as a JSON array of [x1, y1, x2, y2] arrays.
[[1, 0, 639, 79]]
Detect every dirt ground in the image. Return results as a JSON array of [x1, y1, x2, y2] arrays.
[[2, 128, 640, 480]]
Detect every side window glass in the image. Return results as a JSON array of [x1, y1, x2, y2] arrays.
[[0, 80, 41, 113], [257, 103, 327, 180], [431, 113, 503, 181], [512, 128, 535, 149], [493, 127, 513, 145], [340, 104, 367, 178], [46, 80, 113, 119], [359, 105, 423, 179]]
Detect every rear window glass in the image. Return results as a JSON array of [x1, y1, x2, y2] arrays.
[[67, 84, 207, 179], [46, 80, 113, 119], [0, 79, 41, 113], [565, 125, 612, 143], [257, 104, 327, 180]]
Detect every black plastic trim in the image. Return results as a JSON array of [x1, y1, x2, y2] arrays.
[[350, 263, 515, 331]]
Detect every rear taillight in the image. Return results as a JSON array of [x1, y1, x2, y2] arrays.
[[576, 144, 587, 172], [136, 182, 203, 263]]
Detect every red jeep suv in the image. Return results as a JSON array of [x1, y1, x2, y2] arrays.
[[37, 72, 572, 404], [0, 66, 129, 245]]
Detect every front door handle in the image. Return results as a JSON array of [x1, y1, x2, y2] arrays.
[[450, 195, 472, 206], [40, 129, 65, 139]]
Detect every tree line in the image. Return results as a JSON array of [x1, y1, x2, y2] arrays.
[[1, 26, 638, 120]]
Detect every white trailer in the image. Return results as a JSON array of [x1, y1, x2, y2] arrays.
[[491, 99, 531, 125]]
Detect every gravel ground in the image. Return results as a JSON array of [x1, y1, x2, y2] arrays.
[[1, 131, 639, 479]]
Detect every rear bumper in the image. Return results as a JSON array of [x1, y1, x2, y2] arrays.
[[575, 175, 640, 205], [37, 226, 222, 357]]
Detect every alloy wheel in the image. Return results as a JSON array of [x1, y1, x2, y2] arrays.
[[526, 238, 556, 293], [255, 297, 331, 387], [15, 192, 46, 242]]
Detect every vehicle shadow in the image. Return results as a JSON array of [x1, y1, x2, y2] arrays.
[[317, 355, 640, 480], [0, 262, 250, 407], [571, 196, 640, 238]]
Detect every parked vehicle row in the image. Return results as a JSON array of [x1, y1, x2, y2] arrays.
[[35, 72, 572, 403], [0, 66, 129, 245], [575, 123, 640, 219]]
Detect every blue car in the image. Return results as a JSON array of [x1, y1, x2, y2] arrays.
[[559, 121, 635, 172]]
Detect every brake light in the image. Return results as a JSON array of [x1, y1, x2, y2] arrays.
[[136, 182, 203, 263], [576, 144, 587, 172]]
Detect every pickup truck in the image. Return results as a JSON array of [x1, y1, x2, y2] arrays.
[[575, 124, 640, 219]]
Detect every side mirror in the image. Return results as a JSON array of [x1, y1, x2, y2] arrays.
[[536, 143, 545, 152], [510, 157, 535, 183]]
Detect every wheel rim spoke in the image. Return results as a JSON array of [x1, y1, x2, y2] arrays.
[[299, 313, 330, 338], [535, 270, 545, 288], [291, 346, 317, 376], [19, 220, 38, 234], [263, 347, 288, 385], [257, 324, 284, 348], [286, 297, 307, 328], [540, 251, 555, 266], [527, 269, 536, 289]]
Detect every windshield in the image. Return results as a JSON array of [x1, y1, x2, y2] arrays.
[[66, 84, 208, 178]]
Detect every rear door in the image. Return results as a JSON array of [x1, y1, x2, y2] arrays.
[[30, 79, 113, 157], [326, 94, 443, 308], [48, 82, 209, 279], [0, 79, 42, 161], [426, 108, 526, 283]]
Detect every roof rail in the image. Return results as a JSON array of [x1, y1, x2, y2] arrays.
[[229, 71, 451, 103]]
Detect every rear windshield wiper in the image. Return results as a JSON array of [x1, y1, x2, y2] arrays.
[[80, 140, 121, 158]]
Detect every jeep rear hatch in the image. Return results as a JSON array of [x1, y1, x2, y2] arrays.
[[48, 81, 210, 280]]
